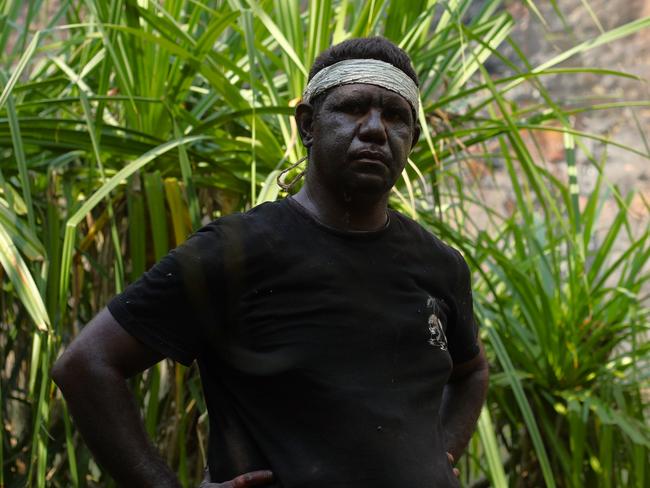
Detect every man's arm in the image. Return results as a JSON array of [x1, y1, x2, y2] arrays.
[[52, 308, 275, 488], [52, 308, 183, 487], [440, 339, 489, 462]]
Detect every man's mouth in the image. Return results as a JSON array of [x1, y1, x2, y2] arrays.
[[349, 149, 389, 166]]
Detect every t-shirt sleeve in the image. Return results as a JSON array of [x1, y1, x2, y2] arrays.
[[107, 223, 224, 366], [446, 249, 480, 364]]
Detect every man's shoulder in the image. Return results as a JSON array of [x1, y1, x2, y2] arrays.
[[391, 210, 460, 257], [172, 199, 290, 256], [391, 210, 468, 274], [199, 199, 290, 233], [192, 198, 302, 253]]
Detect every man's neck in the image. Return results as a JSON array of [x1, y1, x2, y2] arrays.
[[292, 183, 389, 232]]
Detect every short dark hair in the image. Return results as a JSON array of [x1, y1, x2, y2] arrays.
[[307, 37, 419, 113], [309, 37, 419, 86]]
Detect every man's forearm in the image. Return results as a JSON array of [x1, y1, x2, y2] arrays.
[[53, 360, 181, 488], [440, 351, 489, 461]]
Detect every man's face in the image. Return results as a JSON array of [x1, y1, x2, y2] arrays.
[[298, 83, 419, 197]]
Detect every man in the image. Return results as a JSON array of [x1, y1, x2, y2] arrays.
[[53, 37, 488, 488]]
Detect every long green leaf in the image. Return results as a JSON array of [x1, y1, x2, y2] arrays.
[[59, 135, 206, 310], [0, 221, 49, 330]]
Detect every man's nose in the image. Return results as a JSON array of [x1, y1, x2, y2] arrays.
[[357, 108, 387, 144]]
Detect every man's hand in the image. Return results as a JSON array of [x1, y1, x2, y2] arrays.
[[447, 452, 460, 478], [199, 468, 274, 487]]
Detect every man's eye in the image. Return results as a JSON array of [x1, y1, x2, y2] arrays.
[[384, 109, 408, 123], [337, 102, 364, 114], [383, 110, 398, 120]]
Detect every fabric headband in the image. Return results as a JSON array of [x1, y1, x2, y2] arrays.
[[302, 58, 420, 117]]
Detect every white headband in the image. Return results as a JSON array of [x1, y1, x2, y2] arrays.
[[302, 58, 419, 116]]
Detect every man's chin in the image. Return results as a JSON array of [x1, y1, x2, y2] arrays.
[[340, 174, 393, 198]]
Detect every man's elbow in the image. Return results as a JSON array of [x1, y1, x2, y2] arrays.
[[51, 350, 83, 392], [52, 348, 105, 395]]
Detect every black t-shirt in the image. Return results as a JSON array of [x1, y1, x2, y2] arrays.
[[108, 197, 478, 488]]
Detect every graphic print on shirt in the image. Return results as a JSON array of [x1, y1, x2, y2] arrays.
[[426, 296, 448, 351]]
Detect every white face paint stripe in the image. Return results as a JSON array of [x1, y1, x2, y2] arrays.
[[302, 58, 420, 117]]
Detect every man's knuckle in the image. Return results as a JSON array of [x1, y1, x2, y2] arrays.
[[232, 474, 248, 487]]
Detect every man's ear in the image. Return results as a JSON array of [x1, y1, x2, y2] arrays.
[[411, 122, 421, 149], [295, 102, 314, 148]]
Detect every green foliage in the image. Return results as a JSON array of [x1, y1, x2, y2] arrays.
[[0, 0, 648, 486]]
